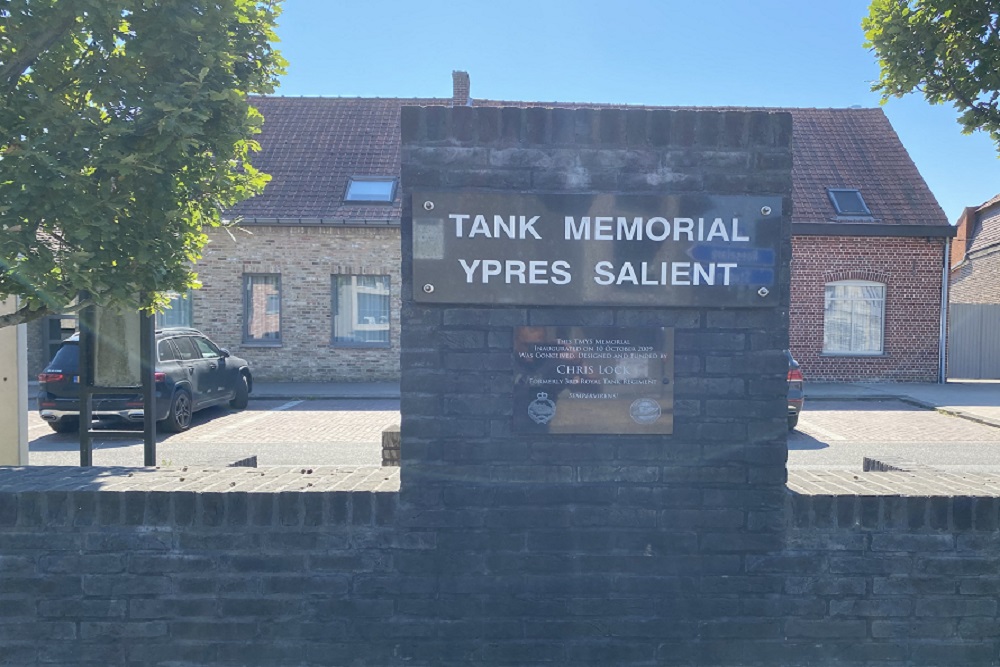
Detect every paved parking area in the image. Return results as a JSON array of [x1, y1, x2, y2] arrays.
[[25, 396, 1000, 473], [789, 399, 1000, 471], [27, 398, 400, 468]]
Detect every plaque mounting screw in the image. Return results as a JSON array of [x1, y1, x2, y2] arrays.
[[423, 284, 435, 294], [757, 287, 770, 297], [760, 206, 772, 216], [423, 201, 435, 211]]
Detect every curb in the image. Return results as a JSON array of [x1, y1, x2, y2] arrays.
[[806, 392, 1000, 431], [929, 407, 1000, 431]]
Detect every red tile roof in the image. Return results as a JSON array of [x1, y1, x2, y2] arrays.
[[784, 107, 946, 226], [231, 96, 948, 229], [977, 192, 1000, 211], [228, 96, 438, 223], [970, 198, 1000, 254]]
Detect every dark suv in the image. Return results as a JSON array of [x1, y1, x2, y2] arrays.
[[38, 328, 252, 433]]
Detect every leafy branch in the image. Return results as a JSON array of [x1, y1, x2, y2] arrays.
[[865, 1, 1000, 148], [0, 11, 77, 94], [0, 0, 286, 328]]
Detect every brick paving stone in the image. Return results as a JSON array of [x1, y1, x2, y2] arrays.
[[18, 396, 1000, 497], [789, 399, 1000, 472], [24, 399, 400, 468], [795, 399, 1000, 443]]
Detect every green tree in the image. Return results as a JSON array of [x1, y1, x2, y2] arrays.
[[0, 0, 285, 328], [865, 0, 1000, 147]]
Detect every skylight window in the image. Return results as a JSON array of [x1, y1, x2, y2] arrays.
[[827, 188, 872, 216], [344, 177, 397, 203]]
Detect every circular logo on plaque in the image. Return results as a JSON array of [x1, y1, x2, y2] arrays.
[[629, 398, 661, 424], [528, 392, 556, 425]]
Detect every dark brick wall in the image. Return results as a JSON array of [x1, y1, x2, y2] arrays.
[[2, 484, 1000, 665], [3, 108, 999, 666], [0, 486, 409, 666], [782, 494, 1000, 666]]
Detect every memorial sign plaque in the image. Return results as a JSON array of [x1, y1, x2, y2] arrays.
[[513, 326, 674, 434], [413, 192, 782, 307]]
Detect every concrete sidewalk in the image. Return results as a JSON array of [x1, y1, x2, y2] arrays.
[[807, 380, 1000, 429]]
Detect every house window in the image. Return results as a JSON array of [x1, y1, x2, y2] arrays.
[[827, 188, 872, 216], [344, 177, 396, 203], [823, 280, 885, 354], [156, 291, 192, 329], [44, 314, 77, 364], [332, 275, 390, 347], [244, 274, 281, 343]]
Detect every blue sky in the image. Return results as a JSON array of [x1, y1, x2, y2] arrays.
[[273, 0, 1000, 224]]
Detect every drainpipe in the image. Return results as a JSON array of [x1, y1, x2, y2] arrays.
[[939, 237, 951, 384]]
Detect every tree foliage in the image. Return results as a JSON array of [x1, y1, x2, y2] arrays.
[[865, 0, 1000, 147], [0, 0, 285, 327]]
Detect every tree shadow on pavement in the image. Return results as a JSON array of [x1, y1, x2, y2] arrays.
[[787, 429, 828, 450], [29, 406, 235, 452]]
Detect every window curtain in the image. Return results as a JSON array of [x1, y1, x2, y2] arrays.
[[245, 275, 281, 342], [823, 282, 885, 354], [333, 275, 390, 345]]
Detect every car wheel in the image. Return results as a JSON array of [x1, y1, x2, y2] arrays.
[[161, 390, 193, 432], [48, 418, 79, 434], [230, 373, 249, 410], [788, 413, 799, 431]]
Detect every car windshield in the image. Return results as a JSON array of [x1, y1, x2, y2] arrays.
[[47, 342, 79, 372]]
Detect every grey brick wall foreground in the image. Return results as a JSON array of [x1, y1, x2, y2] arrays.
[[1, 466, 1000, 666]]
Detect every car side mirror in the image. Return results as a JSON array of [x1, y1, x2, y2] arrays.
[[220, 348, 231, 358]]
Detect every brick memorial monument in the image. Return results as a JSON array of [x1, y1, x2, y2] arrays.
[[395, 105, 796, 662]]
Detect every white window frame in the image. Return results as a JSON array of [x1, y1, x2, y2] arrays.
[[332, 275, 390, 348], [823, 280, 886, 355], [344, 176, 397, 203], [827, 188, 872, 217], [156, 290, 193, 329], [243, 274, 282, 345]]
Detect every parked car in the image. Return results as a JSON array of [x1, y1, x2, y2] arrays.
[[38, 327, 252, 434], [786, 350, 804, 430]]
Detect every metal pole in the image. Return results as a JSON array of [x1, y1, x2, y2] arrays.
[[78, 298, 93, 467], [140, 306, 156, 465], [939, 237, 951, 384]]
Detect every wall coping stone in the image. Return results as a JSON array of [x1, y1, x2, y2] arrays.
[[0, 465, 401, 493], [2, 466, 998, 498], [789, 469, 1000, 496]]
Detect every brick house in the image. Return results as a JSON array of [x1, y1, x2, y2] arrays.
[[785, 108, 954, 382], [951, 194, 1000, 301], [947, 195, 1000, 378], [26, 72, 954, 382]]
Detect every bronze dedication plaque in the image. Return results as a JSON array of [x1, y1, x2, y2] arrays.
[[513, 326, 674, 434]]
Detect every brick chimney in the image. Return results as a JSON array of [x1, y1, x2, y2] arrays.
[[452, 70, 471, 107], [951, 206, 977, 269]]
